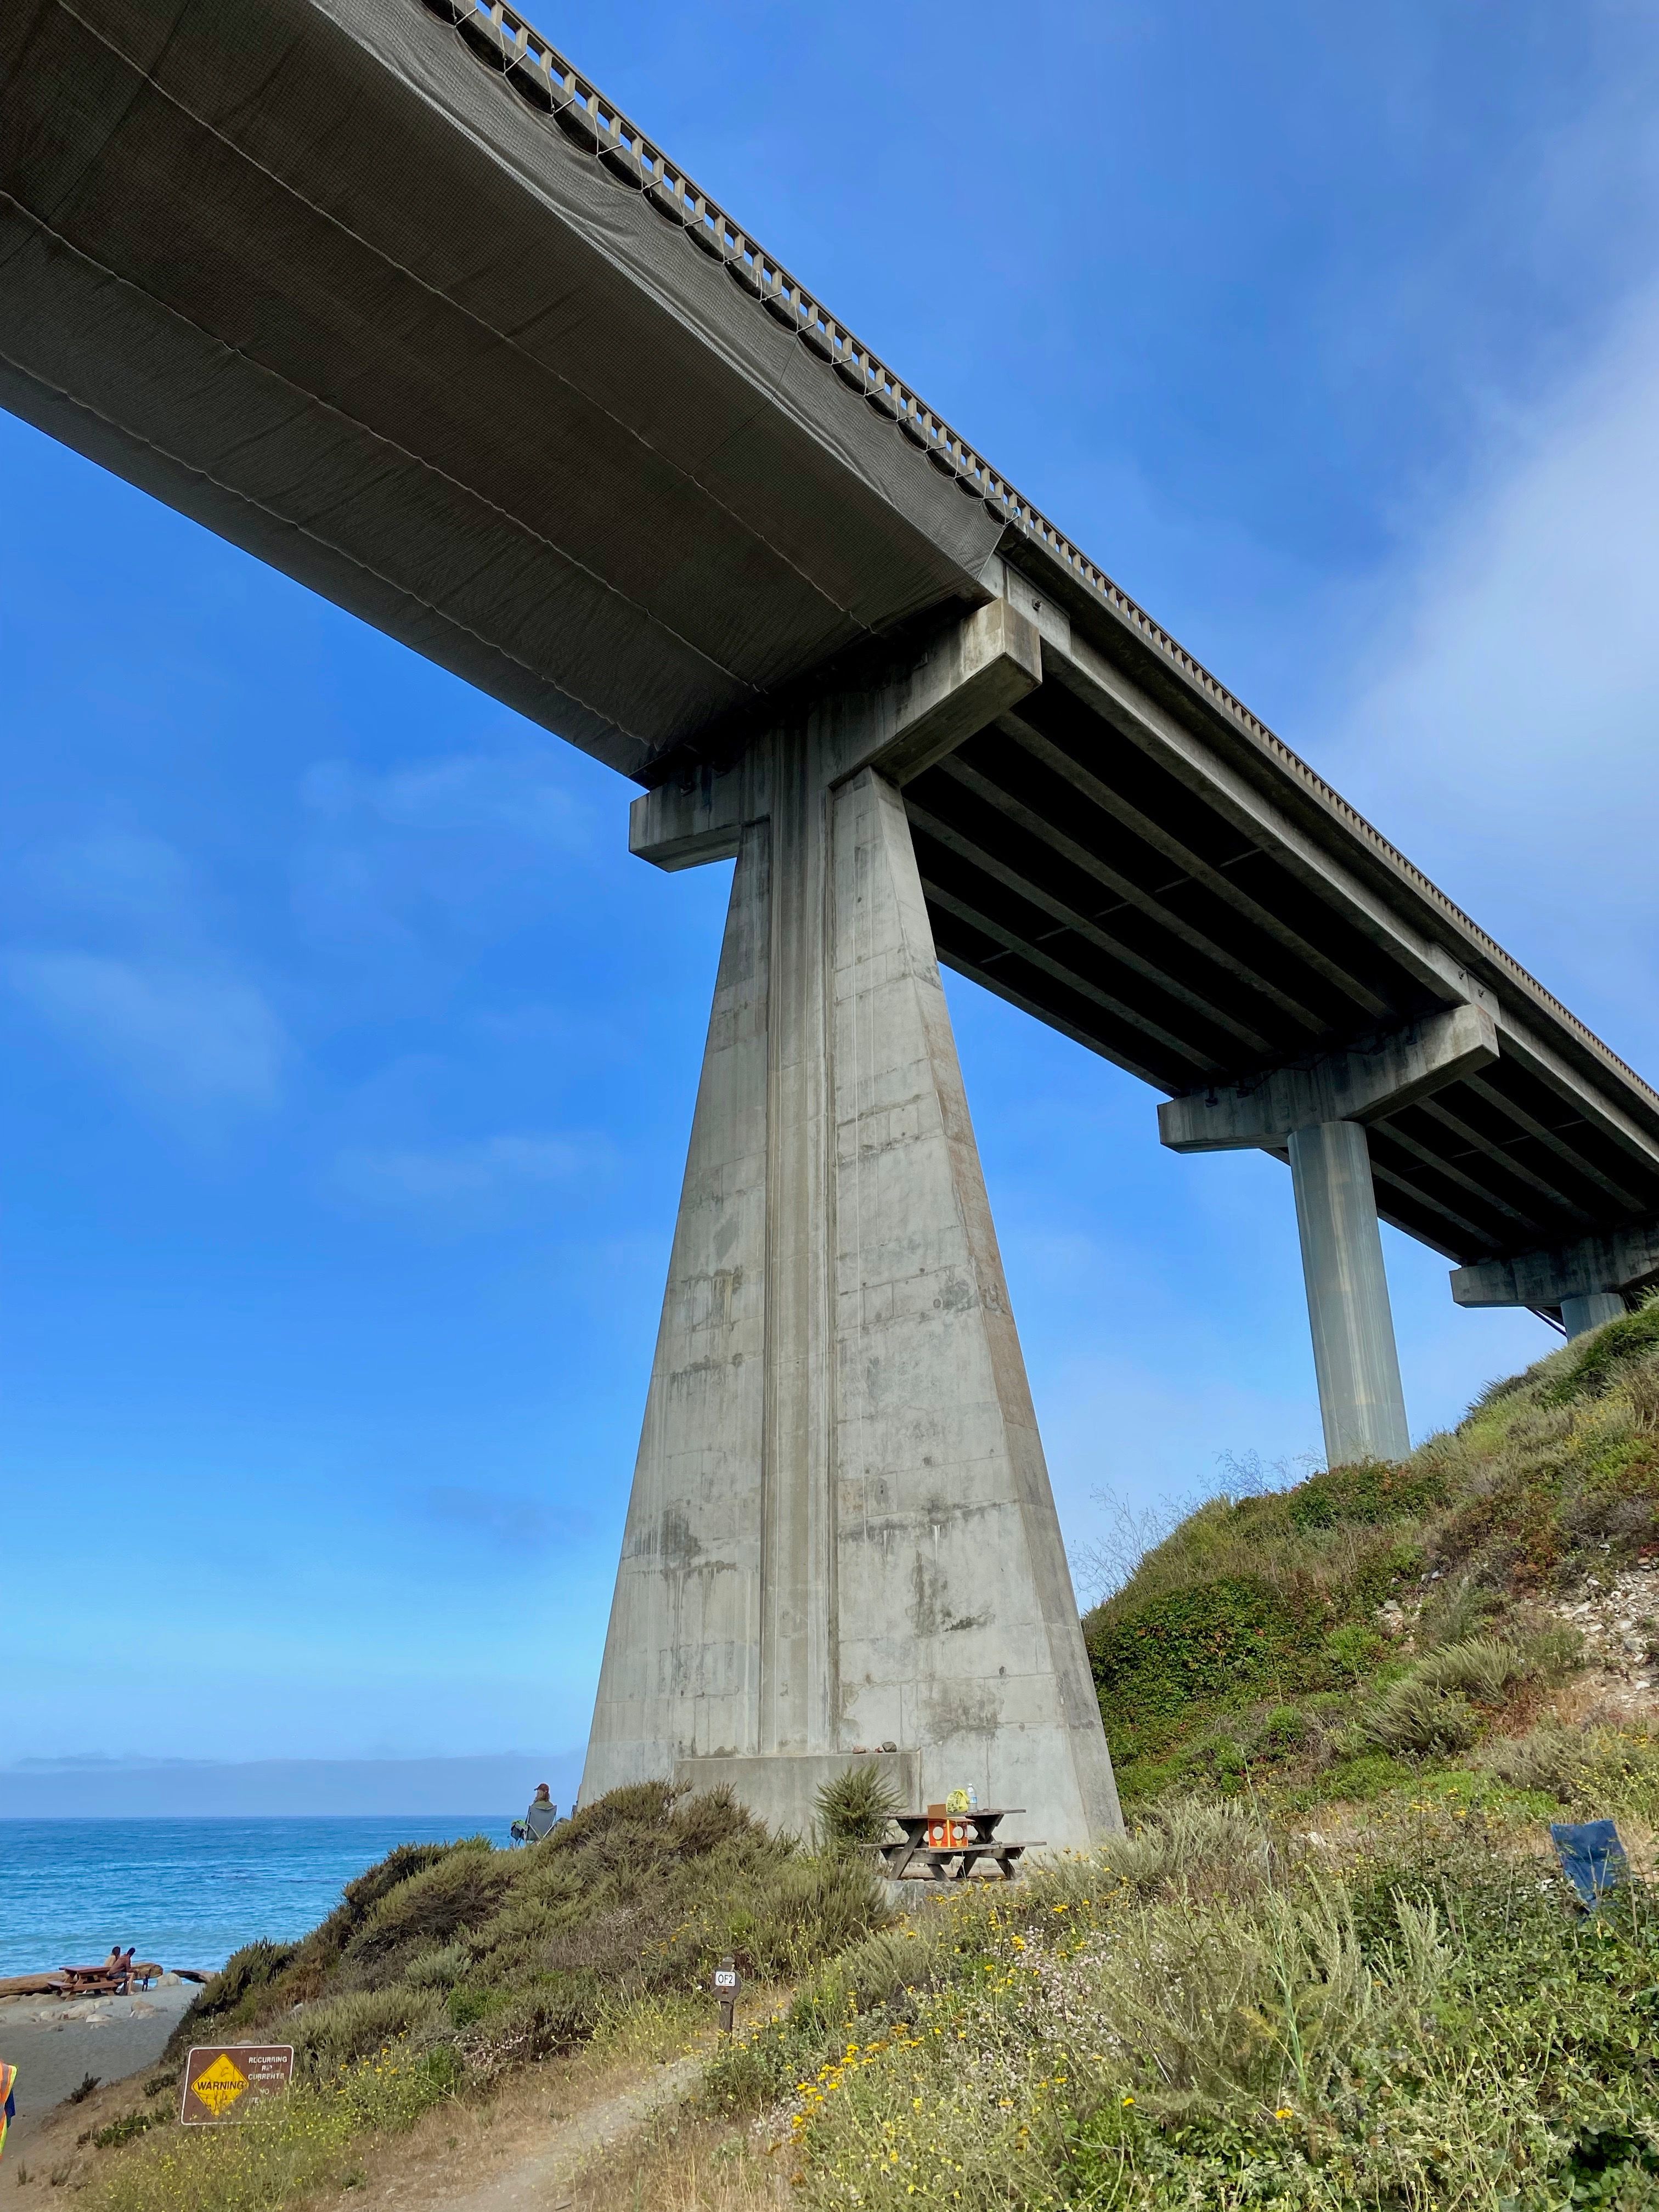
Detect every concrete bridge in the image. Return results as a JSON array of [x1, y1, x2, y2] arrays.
[[8, 0, 1659, 1844]]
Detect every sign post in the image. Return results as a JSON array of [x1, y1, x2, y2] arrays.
[[712, 1955, 741, 2037], [179, 2046, 295, 2125]]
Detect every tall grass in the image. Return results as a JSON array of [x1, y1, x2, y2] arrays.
[[718, 1803, 1659, 2209], [1084, 1300, 1659, 1801]]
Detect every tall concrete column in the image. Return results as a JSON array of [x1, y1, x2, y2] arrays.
[[1159, 1008, 1497, 1470], [1561, 1291, 1626, 1339], [1287, 1120, 1411, 1467], [582, 618, 1120, 1847]]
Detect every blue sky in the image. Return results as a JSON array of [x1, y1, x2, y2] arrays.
[[5, 0, 1659, 1786]]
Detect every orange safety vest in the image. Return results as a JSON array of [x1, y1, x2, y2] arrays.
[[0, 2060, 16, 2161]]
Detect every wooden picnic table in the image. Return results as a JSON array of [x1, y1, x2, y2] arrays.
[[877, 1809, 1042, 1883], [58, 1962, 130, 1995]]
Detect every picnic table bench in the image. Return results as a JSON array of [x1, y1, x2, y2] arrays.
[[57, 1957, 132, 1997], [877, 1809, 1043, 1883]]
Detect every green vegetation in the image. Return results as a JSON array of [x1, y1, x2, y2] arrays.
[[718, 1310, 1659, 2207], [1084, 1302, 1659, 1804], [89, 1780, 888, 2211], [715, 1797, 1659, 2209], [816, 1763, 901, 1855]]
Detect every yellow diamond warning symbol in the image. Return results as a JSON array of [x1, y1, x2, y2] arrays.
[[191, 2053, 249, 2118]]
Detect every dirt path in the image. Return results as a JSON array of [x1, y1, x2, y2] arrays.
[[433, 2053, 706, 2212]]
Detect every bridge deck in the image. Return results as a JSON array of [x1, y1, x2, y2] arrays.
[[4, 0, 1656, 1280]]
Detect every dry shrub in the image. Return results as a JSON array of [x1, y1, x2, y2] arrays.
[[1093, 1798, 1277, 1903]]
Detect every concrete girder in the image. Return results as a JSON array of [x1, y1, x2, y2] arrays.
[[928, 747, 1300, 1055], [907, 866, 1225, 1081], [1460, 1074, 1647, 1218], [1410, 1094, 1601, 1231], [1450, 1223, 1659, 1336], [1028, 613, 1659, 1186], [901, 794, 1267, 1062], [940, 729, 1335, 1045], [994, 697, 1395, 1032]]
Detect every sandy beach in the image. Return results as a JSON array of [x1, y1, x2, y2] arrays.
[[0, 1979, 200, 2165]]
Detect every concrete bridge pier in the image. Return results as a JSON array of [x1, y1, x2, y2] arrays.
[[1451, 1223, 1659, 1339], [579, 603, 1121, 1847], [1160, 1003, 1500, 1466], [1561, 1293, 1628, 1339], [1286, 1119, 1410, 1466]]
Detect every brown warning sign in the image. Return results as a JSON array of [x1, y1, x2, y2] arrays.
[[179, 2045, 294, 2125]]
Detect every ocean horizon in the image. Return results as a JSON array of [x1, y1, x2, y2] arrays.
[[0, 1815, 519, 1979]]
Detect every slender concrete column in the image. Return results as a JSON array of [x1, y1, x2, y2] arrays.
[[1286, 1120, 1412, 1467], [1561, 1291, 1626, 1339], [582, 687, 1120, 1846]]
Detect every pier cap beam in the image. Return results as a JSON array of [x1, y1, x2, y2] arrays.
[[630, 597, 1042, 874], [1451, 1222, 1659, 1337], [1156, 1003, 1499, 1155]]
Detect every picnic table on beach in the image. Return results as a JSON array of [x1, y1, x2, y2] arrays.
[[877, 1809, 1041, 1883], [53, 1951, 141, 1998]]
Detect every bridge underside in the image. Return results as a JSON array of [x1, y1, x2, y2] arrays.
[[12, 0, 1659, 1838], [0, 0, 998, 781], [902, 639, 1659, 1269]]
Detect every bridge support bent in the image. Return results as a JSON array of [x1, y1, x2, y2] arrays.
[[1451, 1222, 1659, 1339], [1159, 1006, 1499, 1466], [580, 608, 1121, 1847]]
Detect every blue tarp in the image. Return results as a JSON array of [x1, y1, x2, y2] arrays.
[[1550, 1819, 1629, 1908]]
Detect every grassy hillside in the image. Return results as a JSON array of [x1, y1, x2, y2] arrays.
[[79, 1782, 887, 2210], [1085, 1299, 1659, 1808]]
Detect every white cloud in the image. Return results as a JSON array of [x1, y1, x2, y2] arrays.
[[5, 950, 287, 1111], [18, 830, 196, 933], [332, 1130, 608, 1223], [301, 752, 588, 844], [293, 746, 595, 953], [1331, 287, 1659, 1066]]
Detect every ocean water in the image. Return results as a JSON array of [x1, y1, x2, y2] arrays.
[[0, 1817, 515, 1978]]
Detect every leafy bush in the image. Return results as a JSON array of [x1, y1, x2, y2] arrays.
[[1539, 1297, 1659, 1406], [163, 1782, 889, 2084], [87, 2113, 156, 2151], [1085, 1315, 1657, 1798], [1284, 1458, 1443, 1531], [1414, 1633, 1531, 1704]]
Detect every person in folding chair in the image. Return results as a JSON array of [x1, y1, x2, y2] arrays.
[[1, 2059, 17, 2165], [521, 1784, 558, 1842]]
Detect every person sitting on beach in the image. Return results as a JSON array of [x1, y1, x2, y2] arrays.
[[522, 1784, 558, 1842], [1, 2060, 16, 2164]]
